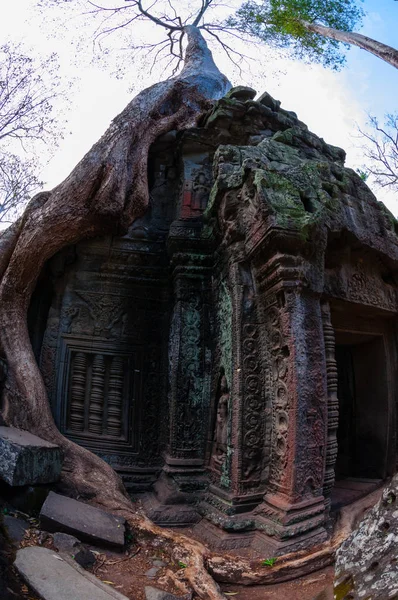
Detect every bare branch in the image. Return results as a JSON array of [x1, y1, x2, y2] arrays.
[[356, 113, 398, 191], [202, 26, 245, 75], [125, 0, 181, 31]]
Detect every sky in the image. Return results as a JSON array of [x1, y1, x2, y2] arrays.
[[1, 0, 398, 216]]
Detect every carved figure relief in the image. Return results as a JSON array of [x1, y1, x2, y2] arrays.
[[192, 171, 210, 211], [170, 290, 207, 458], [210, 375, 229, 470], [76, 291, 127, 337]]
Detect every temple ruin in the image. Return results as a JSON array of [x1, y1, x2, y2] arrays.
[[26, 86, 398, 555]]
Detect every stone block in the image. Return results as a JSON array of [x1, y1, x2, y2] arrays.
[[53, 532, 95, 568], [53, 532, 81, 554], [145, 587, 192, 600], [40, 491, 126, 549], [0, 427, 62, 487], [15, 546, 129, 600], [3, 515, 29, 545]]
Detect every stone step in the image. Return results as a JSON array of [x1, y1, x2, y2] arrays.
[[40, 491, 126, 549], [0, 426, 62, 487], [15, 546, 129, 600]]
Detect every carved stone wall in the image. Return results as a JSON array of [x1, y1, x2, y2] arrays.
[[24, 86, 398, 555]]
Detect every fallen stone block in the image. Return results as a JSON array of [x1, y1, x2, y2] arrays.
[[0, 427, 62, 487], [15, 546, 129, 600], [40, 491, 126, 549]]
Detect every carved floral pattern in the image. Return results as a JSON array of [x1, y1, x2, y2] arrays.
[[241, 324, 264, 488], [266, 303, 290, 490]]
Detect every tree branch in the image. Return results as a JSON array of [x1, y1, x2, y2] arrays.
[[126, 0, 181, 31]]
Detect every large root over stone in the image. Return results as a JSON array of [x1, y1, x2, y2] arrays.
[[0, 23, 231, 600]]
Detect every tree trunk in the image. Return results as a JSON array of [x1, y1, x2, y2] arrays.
[[301, 20, 398, 69]]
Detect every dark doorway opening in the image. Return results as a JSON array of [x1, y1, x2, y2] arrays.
[[332, 330, 388, 507]]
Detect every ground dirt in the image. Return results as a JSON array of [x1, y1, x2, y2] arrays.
[[5, 506, 335, 600]]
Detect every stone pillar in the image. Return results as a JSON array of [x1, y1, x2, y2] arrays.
[[253, 254, 329, 554], [143, 217, 213, 526], [321, 301, 339, 511]]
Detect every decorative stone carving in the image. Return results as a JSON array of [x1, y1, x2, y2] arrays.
[[265, 302, 290, 492], [241, 324, 263, 487], [76, 292, 127, 337]]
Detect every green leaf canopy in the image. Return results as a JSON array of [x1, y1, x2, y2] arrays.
[[229, 0, 365, 69]]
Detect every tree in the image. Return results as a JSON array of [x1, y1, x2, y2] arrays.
[[0, 4, 242, 598], [0, 154, 42, 223], [0, 43, 65, 222], [229, 0, 398, 70], [357, 113, 398, 191]]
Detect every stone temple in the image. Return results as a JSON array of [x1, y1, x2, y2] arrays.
[[25, 86, 398, 555]]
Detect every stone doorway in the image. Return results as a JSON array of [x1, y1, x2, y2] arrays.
[[332, 330, 389, 507]]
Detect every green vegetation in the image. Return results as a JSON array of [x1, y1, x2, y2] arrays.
[[229, 0, 364, 69]]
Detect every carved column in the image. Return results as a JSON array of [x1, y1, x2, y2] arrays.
[[253, 254, 329, 554], [143, 216, 213, 526], [69, 352, 87, 432], [107, 355, 124, 437], [321, 301, 339, 510], [89, 354, 105, 434]]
